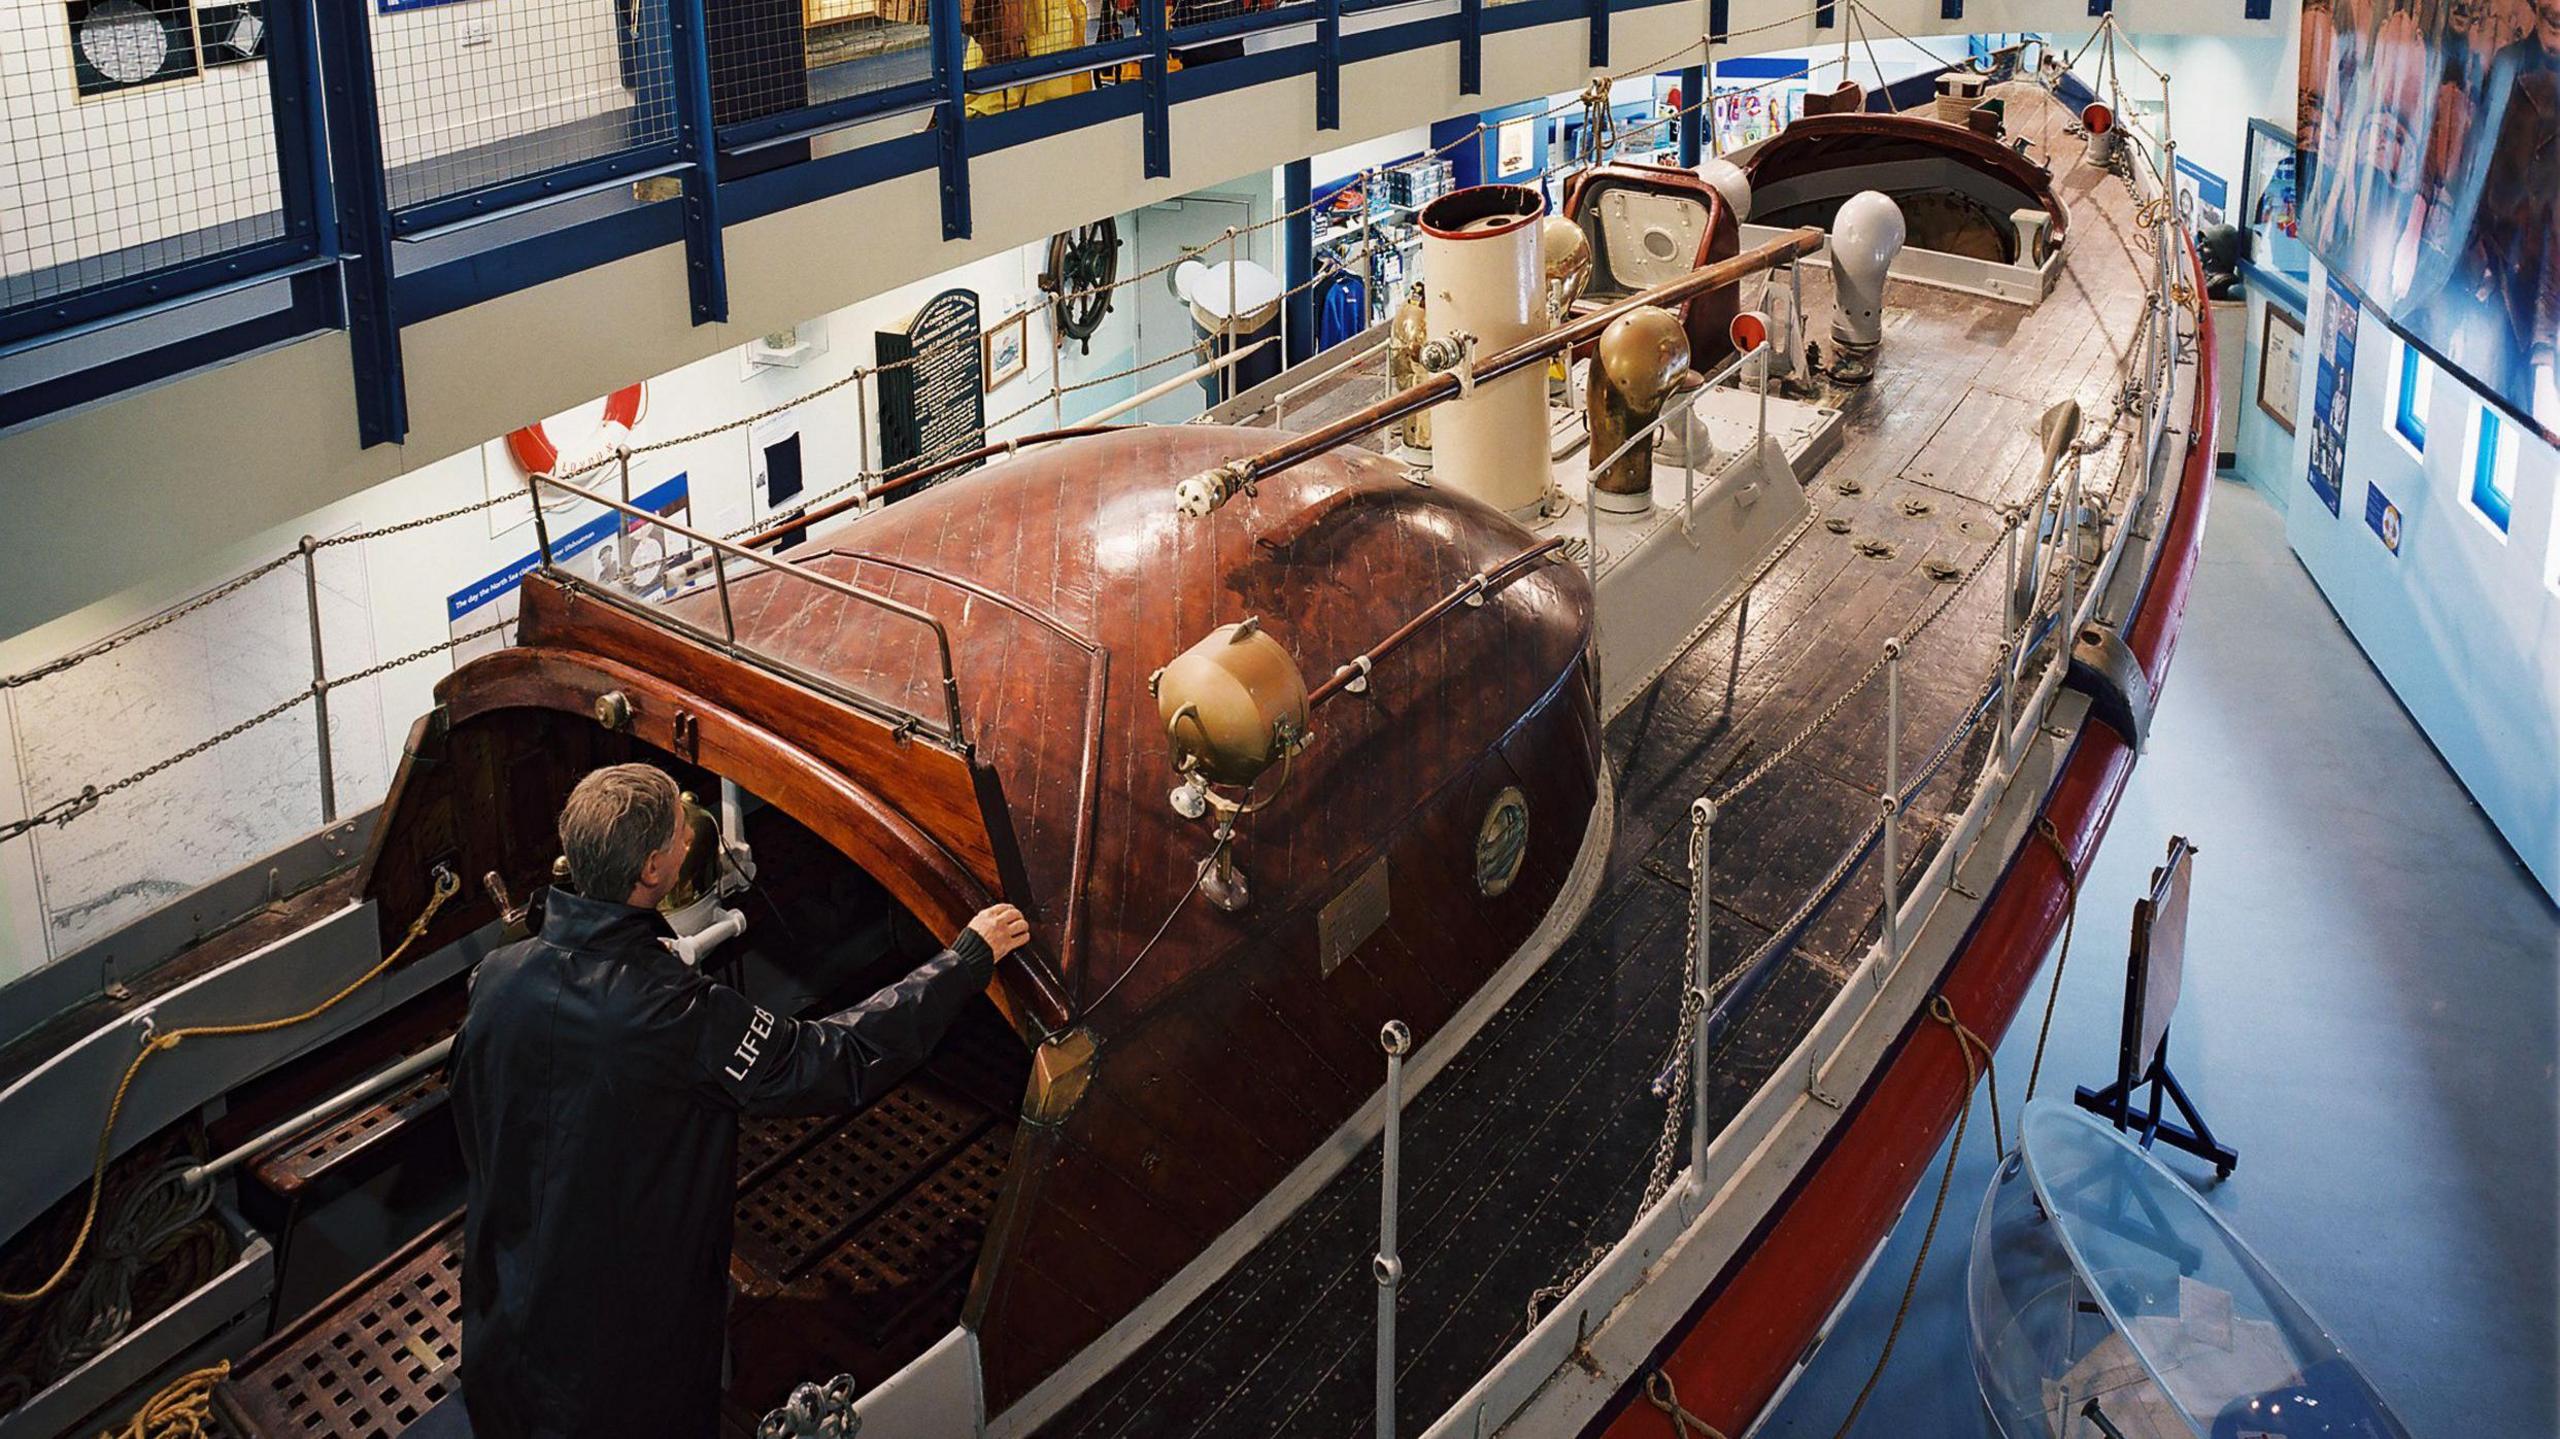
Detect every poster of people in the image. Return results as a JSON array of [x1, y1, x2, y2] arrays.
[[2298, 0, 2560, 444]]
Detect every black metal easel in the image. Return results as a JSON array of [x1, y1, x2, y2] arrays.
[[2073, 834, 2239, 1178]]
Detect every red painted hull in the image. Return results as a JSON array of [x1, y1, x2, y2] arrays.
[[1593, 247, 2219, 1439]]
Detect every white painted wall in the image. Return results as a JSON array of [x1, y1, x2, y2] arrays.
[[2275, 265, 2560, 901]]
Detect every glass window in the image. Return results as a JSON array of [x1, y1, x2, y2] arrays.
[[2468, 408, 2515, 536], [2394, 342, 2432, 453]]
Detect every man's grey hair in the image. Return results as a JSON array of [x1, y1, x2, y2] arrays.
[[560, 764, 681, 904]]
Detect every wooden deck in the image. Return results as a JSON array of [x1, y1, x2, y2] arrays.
[[1039, 87, 2158, 1437]]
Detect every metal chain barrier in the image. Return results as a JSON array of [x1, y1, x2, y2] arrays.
[[0, 621, 509, 849], [0, 555, 297, 694]]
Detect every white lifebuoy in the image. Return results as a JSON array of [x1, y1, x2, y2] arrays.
[[506, 383, 647, 477]]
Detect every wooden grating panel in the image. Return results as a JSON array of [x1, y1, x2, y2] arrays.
[[221, 1230, 462, 1438], [249, 1069, 450, 1198], [730, 1083, 984, 1283]]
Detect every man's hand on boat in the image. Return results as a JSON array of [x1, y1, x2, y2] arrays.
[[968, 902, 1033, 962]]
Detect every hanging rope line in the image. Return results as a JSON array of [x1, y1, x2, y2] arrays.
[[1824, 994, 1991, 1439]]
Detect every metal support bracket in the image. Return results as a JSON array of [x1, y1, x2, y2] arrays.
[[666, 0, 730, 321], [1140, 0, 1173, 179], [2063, 622, 2152, 749], [1316, 0, 1342, 131], [930, 0, 975, 237], [1459, 0, 1482, 94], [306, 0, 406, 447]]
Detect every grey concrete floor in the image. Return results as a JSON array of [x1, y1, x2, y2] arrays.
[[1758, 478, 2560, 1439]]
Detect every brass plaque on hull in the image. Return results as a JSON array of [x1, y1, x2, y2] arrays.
[[1319, 859, 1391, 977]]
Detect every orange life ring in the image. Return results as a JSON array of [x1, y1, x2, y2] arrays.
[[506, 384, 647, 477]]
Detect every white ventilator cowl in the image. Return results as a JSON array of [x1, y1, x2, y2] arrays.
[[1829, 190, 1906, 349], [1696, 157, 1753, 223]]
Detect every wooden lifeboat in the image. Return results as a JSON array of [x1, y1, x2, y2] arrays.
[[356, 424, 1604, 1417]]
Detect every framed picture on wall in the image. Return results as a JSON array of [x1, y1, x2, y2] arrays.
[[983, 310, 1027, 392], [65, 0, 201, 97], [2258, 303, 2303, 436]]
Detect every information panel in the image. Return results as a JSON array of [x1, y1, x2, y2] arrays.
[[875, 288, 988, 495]]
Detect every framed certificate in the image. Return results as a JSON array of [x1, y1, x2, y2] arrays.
[[2257, 303, 2303, 435]]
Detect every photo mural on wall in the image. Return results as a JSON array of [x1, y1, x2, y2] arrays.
[[2298, 0, 2559, 445]]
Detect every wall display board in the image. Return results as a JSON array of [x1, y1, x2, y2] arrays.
[[2299, 0, 2560, 445], [446, 473, 694, 666], [2307, 275, 2358, 516], [2364, 481, 2404, 554], [875, 288, 987, 492]]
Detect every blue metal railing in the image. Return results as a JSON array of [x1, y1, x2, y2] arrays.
[[0, 0, 1694, 441]]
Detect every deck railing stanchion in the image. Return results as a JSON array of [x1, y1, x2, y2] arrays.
[[528, 476, 553, 564], [299, 536, 336, 824], [1755, 337, 1769, 442], [1879, 636, 1903, 988], [713, 550, 737, 643], [1688, 798, 1715, 1191], [1376, 1019, 1412, 1439]]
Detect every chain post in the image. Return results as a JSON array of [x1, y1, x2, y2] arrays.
[[1755, 337, 1769, 445], [1376, 1019, 1412, 1439], [1687, 798, 1715, 1193], [297, 536, 338, 824], [713, 549, 737, 643], [528, 474, 554, 565], [1225, 224, 1242, 406], [1879, 635, 1903, 989]]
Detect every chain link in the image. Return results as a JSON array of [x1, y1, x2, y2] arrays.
[[1, 554, 298, 692], [0, 622, 511, 848]]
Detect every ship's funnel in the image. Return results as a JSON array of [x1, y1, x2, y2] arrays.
[[1419, 185, 1552, 520], [1828, 190, 1905, 386]]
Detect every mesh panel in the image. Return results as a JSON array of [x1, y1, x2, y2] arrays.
[[1165, 0, 1267, 32], [720, 0, 935, 131], [371, 0, 675, 215], [0, 0, 287, 312], [965, 0, 1089, 68]]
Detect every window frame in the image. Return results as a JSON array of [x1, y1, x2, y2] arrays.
[[2466, 406, 2515, 538], [2392, 340, 2431, 457]]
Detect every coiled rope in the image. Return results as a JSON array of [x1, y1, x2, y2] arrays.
[[98, 1360, 228, 1439], [0, 868, 461, 1307]]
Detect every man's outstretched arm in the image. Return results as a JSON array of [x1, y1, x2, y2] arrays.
[[690, 904, 1031, 1116]]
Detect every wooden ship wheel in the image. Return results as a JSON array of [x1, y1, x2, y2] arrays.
[[1041, 220, 1120, 354]]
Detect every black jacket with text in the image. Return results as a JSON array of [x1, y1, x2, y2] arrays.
[[450, 888, 993, 1439]]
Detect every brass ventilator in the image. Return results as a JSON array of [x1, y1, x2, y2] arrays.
[[1150, 617, 1313, 913]]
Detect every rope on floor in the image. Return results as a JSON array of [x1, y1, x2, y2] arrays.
[[98, 1360, 227, 1439], [1645, 1370, 1733, 1439], [1825, 995, 1994, 1439], [1, 869, 461, 1307]]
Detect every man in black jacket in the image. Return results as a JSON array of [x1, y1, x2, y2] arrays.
[[451, 762, 1028, 1438]]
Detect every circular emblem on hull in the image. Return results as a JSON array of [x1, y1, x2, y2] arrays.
[[1476, 786, 1530, 897]]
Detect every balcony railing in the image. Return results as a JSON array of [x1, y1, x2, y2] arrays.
[[0, 0, 1738, 438]]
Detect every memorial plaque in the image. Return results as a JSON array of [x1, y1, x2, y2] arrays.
[[876, 288, 988, 499]]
